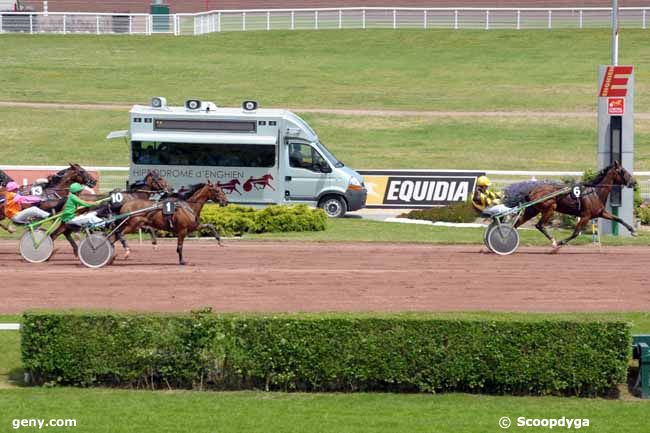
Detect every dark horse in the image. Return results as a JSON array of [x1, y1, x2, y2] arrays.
[[50, 170, 172, 258], [0, 165, 95, 232], [505, 161, 637, 248], [28, 163, 98, 213], [115, 182, 228, 265]]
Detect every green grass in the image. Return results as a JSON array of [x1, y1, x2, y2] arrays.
[[4, 107, 650, 170], [2, 30, 650, 111], [0, 388, 647, 433], [245, 218, 650, 246]]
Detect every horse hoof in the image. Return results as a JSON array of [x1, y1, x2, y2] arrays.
[[631, 231, 639, 237], [179, 261, 187, 266], [551, 240, 558, 248], [7, 226, 16, 234], [123, 249, 131, 260]]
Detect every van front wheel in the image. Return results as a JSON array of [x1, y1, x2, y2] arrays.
[[319, 195, 347, 218]]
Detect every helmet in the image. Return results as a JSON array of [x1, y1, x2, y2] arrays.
[[69, 183, 84, 193], [476, 176, 491, 187], [5, 181, 18, 192]]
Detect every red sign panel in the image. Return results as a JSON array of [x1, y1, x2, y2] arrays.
[[599, 66, 633, 97], [607, 98, 625, 115]]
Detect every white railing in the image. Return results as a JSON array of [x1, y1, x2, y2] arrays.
[[0, 7, 648, 35]]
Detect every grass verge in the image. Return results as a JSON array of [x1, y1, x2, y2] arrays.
[[3, 107, 650, 170], [2, 30, 650, 112]]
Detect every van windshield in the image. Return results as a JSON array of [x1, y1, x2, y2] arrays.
[[315, 141, 344, 168]]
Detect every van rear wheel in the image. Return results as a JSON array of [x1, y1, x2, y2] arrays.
[[319, 195, 347, 218]]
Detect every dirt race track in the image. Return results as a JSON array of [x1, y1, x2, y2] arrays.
[[2, 239, 650, 314]]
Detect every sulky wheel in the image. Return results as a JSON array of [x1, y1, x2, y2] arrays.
[[20, 229, 54, 263], [79, 234, 114, 268], [486, 224, 520, 256], [484, 221, 497, 252]]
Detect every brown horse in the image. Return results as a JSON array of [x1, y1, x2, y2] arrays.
[[50, 171, 172, 258], [507, 161, 637, 248], [29, 164, 98, 213], [112, 182, 228, 265]]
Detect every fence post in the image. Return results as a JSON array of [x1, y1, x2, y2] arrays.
[[242, 12, 246, 31], [338, 9, 342, 29], [174, 14, 178, 35], [579, 9, 583, 29], [62, 14, 65, 34], [423, 10, 427, 29], [217, 12, 221, 32], [149, 14, 153, 35], [642, 9, 646, 30], [517, 9, 521, 30], [96, 15, 100, 34], [454, 10, 458, 30], [267, 11, 270, 30], [315, 10, 318, 29], [0, 13, 3, 33], [393, 9, 397, 29], [291, 11, 294, 30], [362, 9, 366, 29], [129, 15, 133, 34], [548, 10, 552, 29], [485, 10, 489, 30], [29, 13, 33, 34]]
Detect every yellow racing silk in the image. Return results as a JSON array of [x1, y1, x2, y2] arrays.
[[472, 189, 502, 212]]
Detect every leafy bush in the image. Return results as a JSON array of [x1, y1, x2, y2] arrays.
[[197, 204, 327, 236], [400, 201, 477, 223], [22, 311, 630, 396]]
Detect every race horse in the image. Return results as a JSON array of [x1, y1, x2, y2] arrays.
[[28, 163, 98, 213], [504, 161, 637, 248], [115, 182, 228, 265], [50, 170, 172, 258]]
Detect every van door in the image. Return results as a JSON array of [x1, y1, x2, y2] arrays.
[[283, 142, 331, 204]]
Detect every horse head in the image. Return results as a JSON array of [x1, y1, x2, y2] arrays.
[[612, 161, 637, 188], [145, 170, 171, 192], [206, 181, 229, 207], [58, 164, 97, 189]]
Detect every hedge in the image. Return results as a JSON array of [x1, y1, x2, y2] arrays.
[[400, 201, 478, 223], [21, 311, 630, 396], [197, 204, 327, 236]]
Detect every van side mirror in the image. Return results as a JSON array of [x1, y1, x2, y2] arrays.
[[319, 163, 332, 174]]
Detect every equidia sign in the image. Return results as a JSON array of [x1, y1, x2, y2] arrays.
[[358, 170, 484, 208]]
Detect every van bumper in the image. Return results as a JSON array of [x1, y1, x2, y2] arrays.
[[345, 188, 367, 211]]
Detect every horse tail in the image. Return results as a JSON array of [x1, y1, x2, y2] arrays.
[[503, 180, 564, 207], [503, 181, 541, 207]]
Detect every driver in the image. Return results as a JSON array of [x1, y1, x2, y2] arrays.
[[1, 181, 50, 228], [62, 182, 106, 228], [472, 176, 511, 217]]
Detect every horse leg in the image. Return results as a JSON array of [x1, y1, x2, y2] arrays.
[[177, 231, 188, 265], [600, 209, 638, 236], [514, 207, 539, 229], [145, 226, 158, 249], [115, 233, 131, 259], [558, 216, 591, 246], [63, 230, 79, 258], [198, 223, 222, 246], [535, 206, 558, 248]]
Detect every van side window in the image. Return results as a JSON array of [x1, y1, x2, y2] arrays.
[[132, 141, 275, 167], [289, 143, 327, 172]]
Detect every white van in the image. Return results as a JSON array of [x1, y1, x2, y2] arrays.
[[109, 97, 367, 217]]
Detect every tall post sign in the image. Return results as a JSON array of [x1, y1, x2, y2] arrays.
[[597, 65, 634, 236]]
